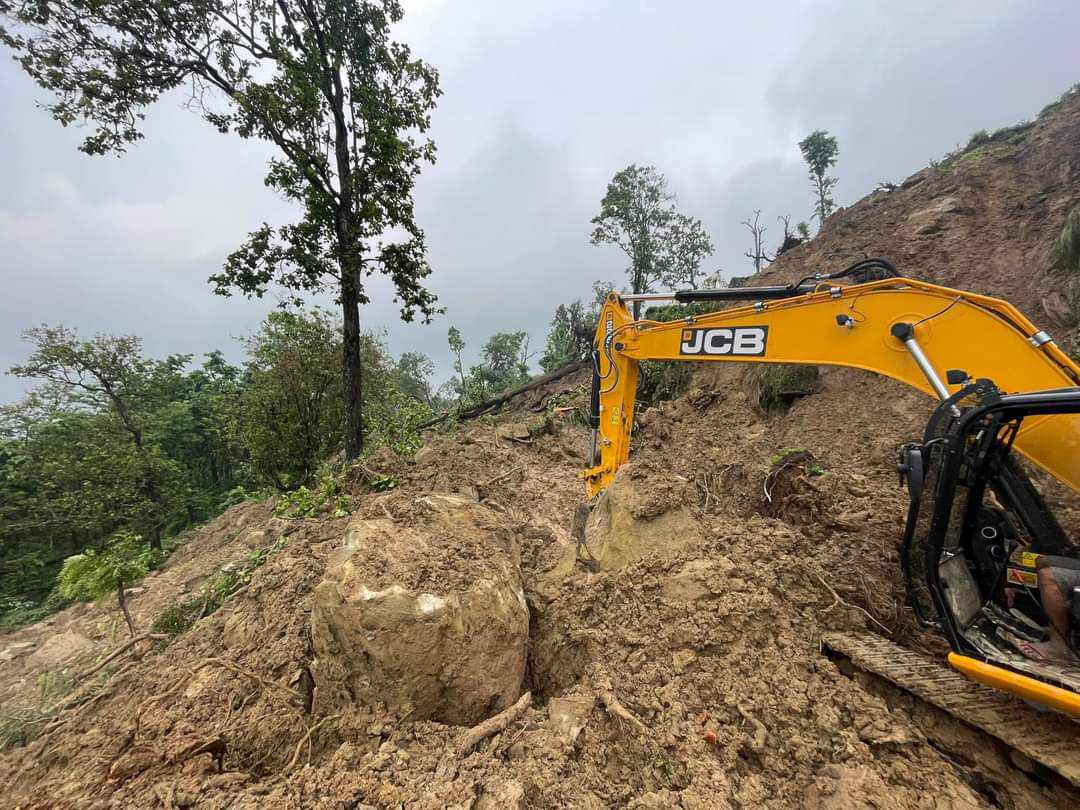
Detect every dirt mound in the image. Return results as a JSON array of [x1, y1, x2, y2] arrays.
[[5, 90, 1080, 808], [311, 494, 529, 726]]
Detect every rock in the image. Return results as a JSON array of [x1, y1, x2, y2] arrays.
[[27, 631, 96, 669], [547, 690, 596, 744], [496, 423, 532, 442], [476, 779, 525, 809], [413, 445, 438, 465], [672, 649, 697, 674], [906, 195, 970, 235], [551, 464, 704, 575], [310, 495, 529, 726], [0, 641, 36, 663], [661, 558, 731, 602]]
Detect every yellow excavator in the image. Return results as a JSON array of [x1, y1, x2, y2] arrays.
[[582, 258, 1080, 726]]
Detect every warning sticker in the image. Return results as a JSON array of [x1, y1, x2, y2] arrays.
[[1007, 568, 1038, 588], [1015, 551, 1041, 570]]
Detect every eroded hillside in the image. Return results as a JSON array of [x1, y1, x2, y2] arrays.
[[3, 89, 1080, 808]]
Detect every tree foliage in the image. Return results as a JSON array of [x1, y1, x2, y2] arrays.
[[1, 309, 433, 627], [58, 531, 160, 635], [798, 130, 839, 229], [590, 165, 714, 313], [0, 0, 442, 460]]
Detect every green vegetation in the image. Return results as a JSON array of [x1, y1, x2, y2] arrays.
[[1052, 205, 1080, 274], [798, 130, 839, 229], [0, 0, 442, 462], [0, 308, 438, 629], [58, 531, 162, 636], [274, 465, 352, 519], [151, 535, 288, 641], [590, 165, 714, 314], [755, 365, 821, 413]]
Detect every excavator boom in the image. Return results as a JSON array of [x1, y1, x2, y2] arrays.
[[585, 275, 1080, 498]]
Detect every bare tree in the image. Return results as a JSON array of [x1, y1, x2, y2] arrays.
[[742, 211, 774, 273]]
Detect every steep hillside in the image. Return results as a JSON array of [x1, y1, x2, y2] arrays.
[[3, 89, 1080, 808]]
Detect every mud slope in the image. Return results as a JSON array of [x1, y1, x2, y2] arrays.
[[3, 90, 1080, 808]]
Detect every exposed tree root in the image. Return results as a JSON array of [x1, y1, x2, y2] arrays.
[[284, 714, 340, 772], [77, 633, 168, 682], [599, 689, 648, 735], [454, 690, 532, 756]]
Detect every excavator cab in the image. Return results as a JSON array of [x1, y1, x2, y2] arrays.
[[901, 380, 1080, 714]]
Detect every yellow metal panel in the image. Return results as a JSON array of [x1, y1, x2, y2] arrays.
[[583, 278, 1080, 498], [948, 653, 1080, 720]]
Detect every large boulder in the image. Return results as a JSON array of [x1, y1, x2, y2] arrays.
[[550, 463, 704, 576], [310, 494, 529, 726]]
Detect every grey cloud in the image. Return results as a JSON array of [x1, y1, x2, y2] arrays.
[[3, 0, 1079, 400]]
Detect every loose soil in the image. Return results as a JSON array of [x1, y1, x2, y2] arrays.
[[3, 89, 1080, 808]]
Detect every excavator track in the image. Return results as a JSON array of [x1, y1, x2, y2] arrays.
[[822, 632, 1080, 786]]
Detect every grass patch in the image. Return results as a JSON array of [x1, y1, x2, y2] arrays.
[[0, 667, 76, 752], [150, 535, 288, 641], [755, 365, 820, 412], [1038, 83, 1080, 119]]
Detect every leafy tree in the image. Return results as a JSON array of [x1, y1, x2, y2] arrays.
[[590, 165, 714, 312], [798, 131, 840, 229], [237, 309, 345, 490], [540, 301, 594, 373], [0, 0, 442, 461], [58, 531, 159, 636], [9, 327, 187, 549], [470, 332, 531, 397], [447, 326, 467, 397], [396, 352, 435, 405], [661, 215, 715, 289]]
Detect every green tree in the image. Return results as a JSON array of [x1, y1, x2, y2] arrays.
[[661, 215, 715, 289], [237, 309, 345, 490], [9, 327, 187, 549], [540, 301, 594, 373], [590, 165, 713, 314], [58, 531, 159, 636], [798, 131, 840, 229], [0, 0, 442, 461], [447, 326, 467, 397], [396, 352, 435, 405]]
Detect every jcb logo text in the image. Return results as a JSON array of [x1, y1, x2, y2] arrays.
[[679, 326, 768, 356]]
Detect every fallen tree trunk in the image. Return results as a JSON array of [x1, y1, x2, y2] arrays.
[[419, 359, 586, 429]]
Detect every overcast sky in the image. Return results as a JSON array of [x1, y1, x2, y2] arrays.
[[2, 0, 1079, 402]]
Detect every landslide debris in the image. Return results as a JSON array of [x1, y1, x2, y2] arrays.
[[4, 88, 1080, 808], [311, 494, 529, 727]]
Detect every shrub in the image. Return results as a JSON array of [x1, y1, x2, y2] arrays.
[[751, 364, 820, 412], [274, 464, 351, 518], [57, 531, 162, 636], [1053, 205, 1080, 274]]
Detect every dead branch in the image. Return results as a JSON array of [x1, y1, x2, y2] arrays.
[[77, 633, 168, 682], [737, 706, 767, 752], [419, 361, 586, 429], [803, 566, 893, 635], [598, 689, 647, 735], [480, 465, 526, 490], [455, 690, 532, 756]]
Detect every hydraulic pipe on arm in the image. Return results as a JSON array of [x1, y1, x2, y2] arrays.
[[583, 274, 1080, 499]]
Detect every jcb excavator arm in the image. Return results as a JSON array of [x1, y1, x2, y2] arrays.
[[584, 272, 1080, 498]]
